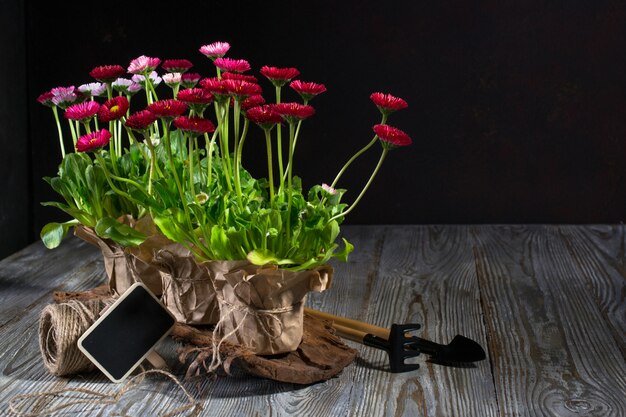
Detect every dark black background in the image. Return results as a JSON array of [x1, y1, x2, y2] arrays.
[[2, 0, 626, 259]]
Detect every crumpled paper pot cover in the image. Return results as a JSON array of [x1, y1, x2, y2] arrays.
[[73, 216, 181, 296], [213, 263, 333, 355]]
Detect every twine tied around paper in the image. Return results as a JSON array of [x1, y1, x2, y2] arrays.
[[208, 284, 302, 372]]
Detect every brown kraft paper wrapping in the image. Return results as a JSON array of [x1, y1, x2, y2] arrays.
[[73, 216, 173, 296], [213, 264, 333, 355], [154, 252, 239, 325]]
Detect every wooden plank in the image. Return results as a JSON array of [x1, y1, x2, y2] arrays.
[[0, 0, 28, 260], [473, 225, 626, 417], [559, 225, 626, 355], [350, 225, 498, 417]]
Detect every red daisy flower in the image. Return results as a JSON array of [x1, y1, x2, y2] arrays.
[[162, 59, 193, 73], [147, 99, 188, 119], [199, 77, 229, 99], [199, 41, 231, 59], [173, 116, 216, 135], [214, 57, 251, 73], [181, 73, 201, 88], [290, 80, 327, 102], [370, 92, 408, 115], [37, 91, 54, 107], [241, 95, 265, 111], [373, 124, 412, 148], [260, 66, 300, 87], [245, 105, 283, 129], [76, 129, 111, 153], [222, 72, 258, 83], [223, 79, 262, 99], [98, 96, 129, 122], [125, 110, 157, 131], [176, 88, 214, 104], [273, 102, 315, 123], [89, 65, 125, 82], [64, 101, 100, 121]]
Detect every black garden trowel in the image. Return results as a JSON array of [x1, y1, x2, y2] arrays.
[[304, 308, 486, 373]]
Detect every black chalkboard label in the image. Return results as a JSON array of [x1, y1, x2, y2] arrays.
[[77, 283, 176, 382]]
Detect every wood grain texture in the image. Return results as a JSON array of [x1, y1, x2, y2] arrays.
[[472, 225, 626, 417], [0, 226, 624, 417]]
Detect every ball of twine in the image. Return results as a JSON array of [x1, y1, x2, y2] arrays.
[[38, 300, 107, 376]]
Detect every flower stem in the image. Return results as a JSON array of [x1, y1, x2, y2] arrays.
[[217, 103, 233, 191], [234, 119, 249, 209], [275, 86, 285, 196], [162, 121, 192, 223], [330, 114, 387, 188], [67, 119, 77, 148], [264, 129, 275, 204], [51, 107, 66, 158], [205, 130, 218, 188], [329, 148, 388, 222], [95, 152, 142, 205], [188, 134, 196, 199], [285, 122, 296, 241]]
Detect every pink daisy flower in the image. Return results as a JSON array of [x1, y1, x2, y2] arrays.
[[173, 116, 216, 135], [372, 124, 412, 148], [162, 59, 193, 73], [37, 91, 54, 107], [273, 102, 315, 123], [260, 66, 300, 87], [322, 183, 337, 195], [147, 99, 188, 119], [162, 73, 182, 88], [78, 82, 107, 97], [223, 79, 262, 99], [125, 110, 157, 131], [111, 78, 133, 93], [214, 57, 251, 73], [127, 82, 143, 95], [64, 101, 100, 121], [76, 129, 111, 152], [98, 96, 129, 122], [51, 86, 78, 108], [241, 95, 265, 111], [199, 42, 231, 59], [290, 80, 327, 102], [128, 55, 161, 74], [222, 72, 258, 83], [245, 105, 283, 129], [370, 92, 408, 115], [132, 71, 162, 86], [181, 73, 201, 89]]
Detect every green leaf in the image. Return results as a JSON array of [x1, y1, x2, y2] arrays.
[[94, 217, 146, 247], [40, 220, 78, 249], [333, 238, 354, 262], [247, 249, 296, 266]]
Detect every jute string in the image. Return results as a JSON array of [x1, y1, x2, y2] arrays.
[[39, 300, 110, 376], [10, 300, 202, 416], [8, 369, 202, 417]]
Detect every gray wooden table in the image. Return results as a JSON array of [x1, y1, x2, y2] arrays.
[[0, 225, 624, 416]]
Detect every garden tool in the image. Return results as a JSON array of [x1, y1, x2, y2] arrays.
[[304, 308, 486, 373]]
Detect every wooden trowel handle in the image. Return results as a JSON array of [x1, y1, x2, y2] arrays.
[[304, 307, 390, 339]]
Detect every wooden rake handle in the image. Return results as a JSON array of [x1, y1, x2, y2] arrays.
[[304, 307, 391, 340]]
